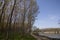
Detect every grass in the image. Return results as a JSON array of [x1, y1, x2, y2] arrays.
[[0, 32, 36, 40]]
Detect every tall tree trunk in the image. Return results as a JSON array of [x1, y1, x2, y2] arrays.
[[21, 0, 26, 35], [0, 1, 5, 23], [28, 0, 32, 34], [6, 0, 16, 40], [0, 0, 5, 33]]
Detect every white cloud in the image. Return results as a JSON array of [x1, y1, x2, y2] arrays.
[[48, 15, 59, 20], [50, 16, 56, 20]]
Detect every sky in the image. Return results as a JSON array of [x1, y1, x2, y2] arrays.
[[34, 0, 60, 29]]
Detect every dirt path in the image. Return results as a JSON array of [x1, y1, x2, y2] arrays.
[[31, 33, 50, 40]]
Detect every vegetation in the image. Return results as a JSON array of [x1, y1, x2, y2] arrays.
[[0, 0, 38, 40], [0, 32, 36, 40]]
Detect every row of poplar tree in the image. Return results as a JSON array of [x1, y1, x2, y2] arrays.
[[0, 0, 38, 34]]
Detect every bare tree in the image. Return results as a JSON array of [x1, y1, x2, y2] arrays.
[[0, 0, 38, 38], [0, 0, 6, 32], [27, 0, 38, 33], [6, 0, 16, 40]]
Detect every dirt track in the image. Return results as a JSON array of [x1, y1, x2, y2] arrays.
[[31, 33, 49, 40]]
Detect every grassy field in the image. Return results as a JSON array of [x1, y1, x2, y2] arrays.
[[0, 32, 36, 40]]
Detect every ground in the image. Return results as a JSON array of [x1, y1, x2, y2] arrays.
[[0, 32, 36, 40]]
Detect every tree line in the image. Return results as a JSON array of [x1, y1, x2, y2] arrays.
[[0, 0, 38, 37]]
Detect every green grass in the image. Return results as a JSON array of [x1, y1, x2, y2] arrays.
[[0, 32, 36, 40]]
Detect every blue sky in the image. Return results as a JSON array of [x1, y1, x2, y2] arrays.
[[34, 0, 60, 29]]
